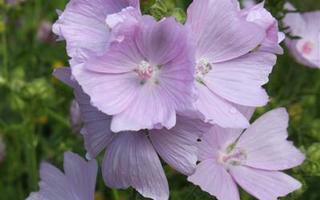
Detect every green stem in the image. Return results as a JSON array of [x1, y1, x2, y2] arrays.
[[1, 22, 8, 78], [46, 109, 70, 128], [112, 189, 120, 200], [25, 119, 38, 191]]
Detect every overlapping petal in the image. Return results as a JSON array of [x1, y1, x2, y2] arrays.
[[230, 166, 302, 200], [188, 160, 240, 200], [186, 0, 265, 62], [236, 108, 305, 170], [52, 0, 140, 59], [102, 132, 169, 200], [204, 52, 276, 106]]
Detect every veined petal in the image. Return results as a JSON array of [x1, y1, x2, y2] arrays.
[[72, 65, 140, 116], [198, 125, 243, 161], [236, 108, 305, 170], [194, 82, 249, 128], [186, 0, 265, 62], [53, 68, 115, 158], [37, 163, 73, 200], [110, 83, 176, 132], [188, 160, 240, 200], [102, 132, 169, 200], [63, 152, 98, 200], [53, 0, 140, 59], [150, 115, 211, 175], [204, 52, 275, 106], [230, 166, 302, 200], [136, 17, 192, 65]]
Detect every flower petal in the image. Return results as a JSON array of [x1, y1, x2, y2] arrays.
[[236, 108, 305, 170], [198, 125, 243, 161], [230, 166, 302, 200], [150, 115, 211, 175], [36, 163, 73, 200], [188, 159, 240, 200], [53, 0, 140, 59], [72, 65, 140, 116], [63, 152, 98, 200], [102, 132, 169, 200], [194, 82, 249, 128], [136, 17, 192, 65], [204, 52, 275, 106], [53, 67, 115, 158], [110, 82, 177, 132], [186, 0, 265, 62]]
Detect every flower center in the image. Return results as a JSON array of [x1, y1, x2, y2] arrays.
[[195, 58, 212, 83], [301, 41, 314, 55], [137, 60, 153, 80], [218, 148, 246, 167], [136, 60, 160, 84]]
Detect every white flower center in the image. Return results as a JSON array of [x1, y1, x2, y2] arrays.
[[195, 58, 212, 83], [136, 60, 159, 84], [218, 147, 247, 168]]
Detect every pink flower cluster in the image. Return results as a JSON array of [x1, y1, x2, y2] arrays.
[[27, 0, 307, 200]]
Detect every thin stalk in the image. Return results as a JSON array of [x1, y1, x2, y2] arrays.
[[24, 119, 38, 191], [112, 189, 120, 200], [1, 23, 8, 78]]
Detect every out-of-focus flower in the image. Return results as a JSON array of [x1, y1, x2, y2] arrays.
[[240, 2, 284, 54], [185, 0, 276, 128], [54, 68, 211, 200], [52, 0, 140, 63], [242, 0, 256, 8], [283, 3, 320, 68], [0, 136, 6, 164], [37, 21, 54, 43], [69, 99, 83, 134], [26, 151, 98, 200], [188, 108, 305, 200], [72, 11, 195, 132], [5, 0, 25, 5]]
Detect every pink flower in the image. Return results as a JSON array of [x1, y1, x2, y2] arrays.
[[54, 68, 211, 200], [52, 0, 140, 61], [239, 2, 285, 54], [71, 14, 195, 132], [26, 152, 97, 200], [284, 3, 320, 68], [188, 108, 305, 200], [185, 0, 276, 128]]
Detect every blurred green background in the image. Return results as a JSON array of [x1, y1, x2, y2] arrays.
[[0, 0, 319, 199]]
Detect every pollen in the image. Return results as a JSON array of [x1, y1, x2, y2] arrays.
[[195, 58, 212, 83], [218, 148, 247, 167]]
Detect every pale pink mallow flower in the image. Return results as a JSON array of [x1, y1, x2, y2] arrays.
[[186, 0, 276, 128], [188, 108, 305, 200], [54, 68, 211, 200], [284, 3, 320, 68], [239, 1, 285, 54], [71, 15, 195, 132], [52, 0, 140, 61], [26, 152, 97, 200]]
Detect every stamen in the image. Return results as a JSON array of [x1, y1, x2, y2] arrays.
[[137, 60, 153, 81], [218, 148, 247, 167], [195, 58, 212, 83]]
